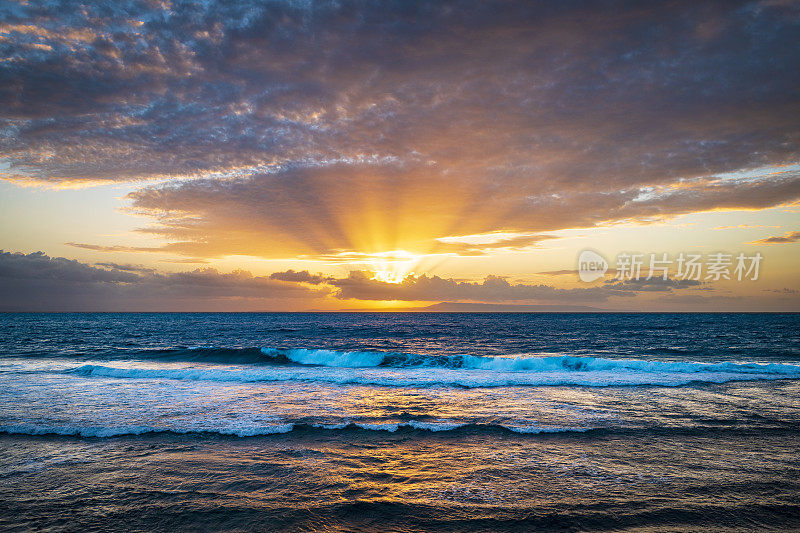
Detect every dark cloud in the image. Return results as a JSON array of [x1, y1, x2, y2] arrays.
[[0, 250, 328, 311], [764, 288, 799, 295], [0, 250, 786, 310], [749, 230, 800, 244], [94, 262, 156, 273], [0, 251, 712, 311], [603, 277, 704, 292], [1, 0, 799, 257], [327, 270, 701, 302], [269, 269, 330, 284], [0, 250, 139, 283], [124, 164, 800, 258]]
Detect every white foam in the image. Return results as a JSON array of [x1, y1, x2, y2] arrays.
[[406, 420, 468, 431], [354, 422, 401, 432], [69, 361, 800, 388], [503, 425, 592, 434], [273, 348, 386, 368], [258, 348, 800, 377]]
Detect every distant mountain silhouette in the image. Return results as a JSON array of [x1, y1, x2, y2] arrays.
[[338, 302, 606, 312]]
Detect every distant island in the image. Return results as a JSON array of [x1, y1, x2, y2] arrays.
[[341, 302, 607, 312]]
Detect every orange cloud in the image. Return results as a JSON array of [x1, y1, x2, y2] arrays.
[[749, 231, 800, 245]]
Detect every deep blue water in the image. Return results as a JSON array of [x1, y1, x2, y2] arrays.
[[3, 311, 798, 360], [1, 313, 799, 531]]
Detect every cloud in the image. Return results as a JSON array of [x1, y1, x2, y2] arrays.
[[434, 232, 559, 255], [124, 164, 800, 259], [713, 224, 781, 230], [763, 288, 799, 295], [269, 269, 330, 284], [0, 249, 787, 311], [65, 242, 164, 253], [0, 250, 328, 311], [0, 250, 139, 283], [327, 270, 701, 302], [1, 1, 798, 258], [536, 269, 581, 276], [159, 258, 210, 264], [602, 277, 704, 292], [749, 230, 800, 245], [94, 262, 156, 273]]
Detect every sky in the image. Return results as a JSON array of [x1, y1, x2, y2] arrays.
[[0, 0, 798, 311]]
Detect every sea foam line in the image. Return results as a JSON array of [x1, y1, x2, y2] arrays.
[[259, 348, 800, 375], [102, 345, 800, 375], [67, 362, 800, 388]]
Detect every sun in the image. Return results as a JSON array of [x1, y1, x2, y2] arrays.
[[365, 250, 421, 284], [371, 270, 408, 284]]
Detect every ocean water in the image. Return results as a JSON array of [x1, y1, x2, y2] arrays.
[[1, 312, 799, 531]]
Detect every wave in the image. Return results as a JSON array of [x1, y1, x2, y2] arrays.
[[265, 348, 800, 375], [135, 346, 800, 376], [68, 358, 800, 388], [133, 347, 292, 365], [5, 419, 799, 440], [0, 421, 591, 438]]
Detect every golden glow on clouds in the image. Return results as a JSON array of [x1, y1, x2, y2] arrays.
[[336, 250, 422, 285], [436, 232, 536, 245], [370, 270, 409, 284]]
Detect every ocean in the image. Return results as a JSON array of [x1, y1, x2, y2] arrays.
[[1, 312, 799, 531]]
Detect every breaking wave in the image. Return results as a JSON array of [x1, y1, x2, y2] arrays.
[[260, 347, 800, 375], [66, 348, 800, 388], [134, 346, 800, 374]]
